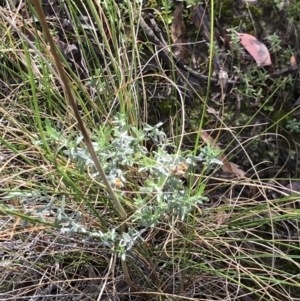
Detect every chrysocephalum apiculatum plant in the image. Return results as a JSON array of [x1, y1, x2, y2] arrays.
[[4, 113, 222, 260]]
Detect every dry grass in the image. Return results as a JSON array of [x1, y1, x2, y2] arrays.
[[1, 1, 300, 301]]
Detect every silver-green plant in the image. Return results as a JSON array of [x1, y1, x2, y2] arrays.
[[6, 114, 222, 259], [286, 118, 300, 133]]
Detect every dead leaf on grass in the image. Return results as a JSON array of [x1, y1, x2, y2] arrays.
[[216, 213, 231, 227], [200, 131, 219, 147], [221, 161, 245, 177], [238, 33, 272, 66], [200, 131, 246, 177]]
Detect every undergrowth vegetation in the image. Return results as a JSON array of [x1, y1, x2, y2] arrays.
[[1, 0, 300, 300]]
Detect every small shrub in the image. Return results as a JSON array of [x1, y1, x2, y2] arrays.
[[5, 113, 221, 260]]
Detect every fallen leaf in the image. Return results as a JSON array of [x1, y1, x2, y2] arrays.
[[192, 4, 210, 43], [200, 131, 219, 147], [191, 5, 221, 70], [216, 213, 231, 227], [221, 161, 245, 177], [238, 33, 272, 66], [290, 55, 297, 69], [170, 4, 187, 60], [200, 131, 245, 177], [171, 3, 186, 43]]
